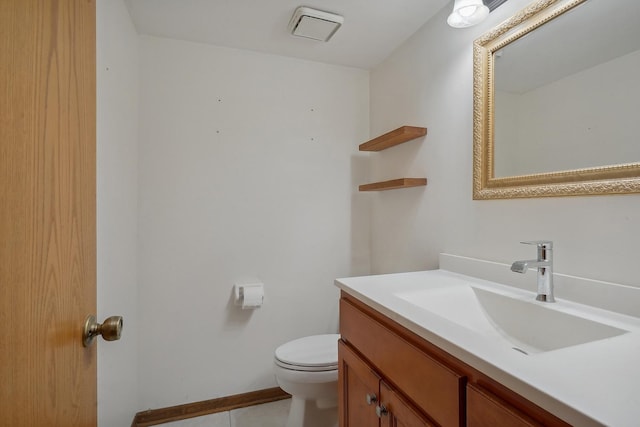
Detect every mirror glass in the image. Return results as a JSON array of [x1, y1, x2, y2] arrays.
[[473, 0, 640, 199], [493, 0, 640, 178]]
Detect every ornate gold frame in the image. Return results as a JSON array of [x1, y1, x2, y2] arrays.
[[472, 0, 640, 199]]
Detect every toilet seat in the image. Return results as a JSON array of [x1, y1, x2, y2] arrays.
[[274, 334, 339, 372]]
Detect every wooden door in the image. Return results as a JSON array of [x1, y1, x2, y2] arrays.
[[338, 341, 381, 427], [0, 0, 97, 425]]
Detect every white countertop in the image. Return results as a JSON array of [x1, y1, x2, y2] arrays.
[[335, 266, 640, 426]]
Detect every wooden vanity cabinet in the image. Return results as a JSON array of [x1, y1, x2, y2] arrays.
[[340, 297, 464, 426], [339, 293, 571, 427], [339, 340, 435, 427]]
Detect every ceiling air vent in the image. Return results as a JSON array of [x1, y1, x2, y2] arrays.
[[288, 6, 344, 42]]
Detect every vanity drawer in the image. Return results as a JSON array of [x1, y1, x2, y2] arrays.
[[340, 298, 465, 427]]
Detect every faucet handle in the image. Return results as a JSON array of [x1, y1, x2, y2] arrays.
[[520, 240, 553, 249]]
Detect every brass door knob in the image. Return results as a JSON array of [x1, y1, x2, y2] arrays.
[[83, 315, 123, 347]]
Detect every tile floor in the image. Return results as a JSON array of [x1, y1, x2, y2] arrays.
[[159, 398, 291, 427]]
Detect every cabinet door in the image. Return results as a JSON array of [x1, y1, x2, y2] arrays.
[[339, 340, 381, 427], [467, 384, 541, 427], [379, 381, 435, 427]]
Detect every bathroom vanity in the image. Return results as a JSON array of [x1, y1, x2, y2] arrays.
[[335, 256, 640, 427], [338, 293, 566, 426]]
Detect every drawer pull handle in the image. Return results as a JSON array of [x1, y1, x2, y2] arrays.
[[366, 393, 377, 405], [376, 404, 388, 417]]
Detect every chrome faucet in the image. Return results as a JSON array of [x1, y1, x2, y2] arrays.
[[511, 241, 554, 303]]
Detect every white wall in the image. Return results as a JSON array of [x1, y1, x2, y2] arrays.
[[137, 36, 370, 409], [369, 0, 640, 287], [96, 0, 139, 425]]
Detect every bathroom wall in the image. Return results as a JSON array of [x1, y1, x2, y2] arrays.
[[369, 0, 640, 287], [137, 36, 370, 409], [96, 0, 139, 425]]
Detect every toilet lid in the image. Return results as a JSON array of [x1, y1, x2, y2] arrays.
[[275, 334, 339, 371]]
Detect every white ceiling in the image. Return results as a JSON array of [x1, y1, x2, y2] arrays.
[[124, 0, 451, 70]]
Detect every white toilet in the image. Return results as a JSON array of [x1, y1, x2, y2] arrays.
[[273, 334, 340, 427]]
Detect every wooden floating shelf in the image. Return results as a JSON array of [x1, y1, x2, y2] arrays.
[[359, 126, 427, 152], [359, 178, 427, 192]]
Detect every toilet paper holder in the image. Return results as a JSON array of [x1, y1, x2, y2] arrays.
[[234, 282, 264, 309]]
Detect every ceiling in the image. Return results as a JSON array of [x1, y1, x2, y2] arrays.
[[124, 0, 451, 70]]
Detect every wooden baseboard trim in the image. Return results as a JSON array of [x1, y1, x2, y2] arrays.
[[131, 387, 291, 427]]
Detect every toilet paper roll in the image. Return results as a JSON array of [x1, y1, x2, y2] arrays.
[[241, 285, 264, 309]]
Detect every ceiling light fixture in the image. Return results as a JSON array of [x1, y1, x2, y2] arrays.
[[288, 6, 344, 42], [447, 0, 489, 28]]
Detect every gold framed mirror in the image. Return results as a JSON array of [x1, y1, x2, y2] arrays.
[[473, 0, 640, 199]]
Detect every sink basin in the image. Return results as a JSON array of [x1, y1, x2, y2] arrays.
[[395, 285, 628, 354]]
